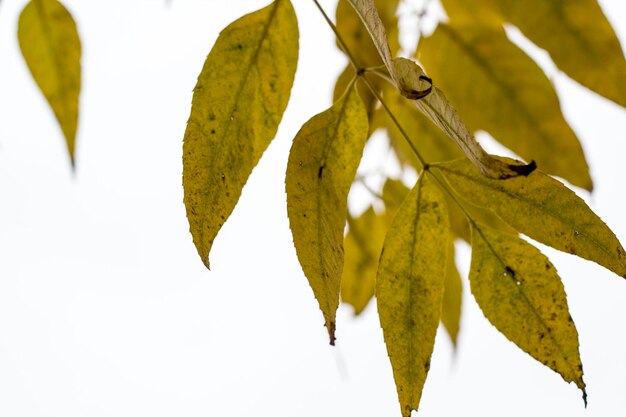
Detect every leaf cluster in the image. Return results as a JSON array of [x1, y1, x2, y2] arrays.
[[13, 0, 626, 415]]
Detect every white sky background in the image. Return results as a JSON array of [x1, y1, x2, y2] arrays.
[[0, 0, 626, 415]]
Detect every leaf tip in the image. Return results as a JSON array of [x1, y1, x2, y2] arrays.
[[512, 159, 537, 177], [326, 320, 336, 346], [582, 387, 588, 408]]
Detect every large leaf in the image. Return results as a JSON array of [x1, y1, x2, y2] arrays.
[[18, 0, 81, 168], [493, 0, 626, 107], [183, 0, 298, 268], [442, 238, 462, 346], [470, 224, 586, 398], [377, 173, 448, 417], [435, 158, 626, 278], [419, 23, 591, 190], [286, 85, 368, 344]]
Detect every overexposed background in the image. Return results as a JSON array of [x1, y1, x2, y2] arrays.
[[1, 0, 625, 416]]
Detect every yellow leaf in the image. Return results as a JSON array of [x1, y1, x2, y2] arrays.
[[493, 0, 626, 107], [419, 23, 592, 190], [286, 84, 369, 344], [377, 173, 448, 417], [182, 0, 298, 268], [435, 158, 626, 278], [341, 208, 385, 315], [18, 0, 81, 168], [470, 224, 586, 399], [442, 238, 462, 346]]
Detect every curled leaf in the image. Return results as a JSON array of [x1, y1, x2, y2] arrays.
[[286, 84, 369, 344], [182, 0, 298, 268], [18, 0, 81, 168]]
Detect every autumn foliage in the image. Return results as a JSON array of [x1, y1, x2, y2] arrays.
[[16, 0, 626, 415]]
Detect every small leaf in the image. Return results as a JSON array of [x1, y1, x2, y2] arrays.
[[436, 158, 626, 278], [377, 173, 448, 417], [470, 224, 586, 398], [493, 0, 626, 107], [419, 23, 592, 190], [442, 238, 462, 346], [182, 0, 298, 268], [18, 0, 81, 168], [286, 84, 369, 344]]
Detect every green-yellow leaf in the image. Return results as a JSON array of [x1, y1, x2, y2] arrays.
[[419, 23, 592, 190], [436, 158, 626, 278], [182, 0, 298, 268], [442, 238, 462, 346], [493, 0, 626, 107], [18, 0, 81, 168], [470, 224, 586, 399], [341, 208, 385, 315], [286, 85, 368, 344], [377, 173, 448, 417]]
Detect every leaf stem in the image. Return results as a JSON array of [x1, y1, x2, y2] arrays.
[[311, 0, 361, 70], [359, 75, 428, 169]]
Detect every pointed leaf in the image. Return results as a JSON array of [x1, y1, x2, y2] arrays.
[[182, 0, 298, 268], [493, 0, 626, 107], [442, 238, 462, 346], [470, 224, 586, 397], [377, 173, 448, 417], [286, 85, 369, 344], [18, 0, 81, 167], [419, 23, 591, 190], [436, 158, 626, 277]]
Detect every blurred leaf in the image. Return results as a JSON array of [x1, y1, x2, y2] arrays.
[[419, 23, 592, 190], [377, 173, 448, 417], [436, 158, 626, 278], [493, 0, 626, 107], [182, 0, 298, 268], [442, 238, 462, 346], [470, 224, 586, 399], [18, 0, 81, 168], [341, 208, 385, 315], [286, 85, 369, 344]]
